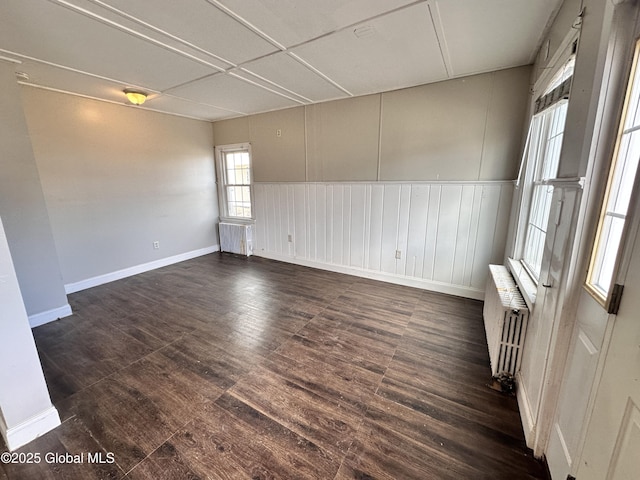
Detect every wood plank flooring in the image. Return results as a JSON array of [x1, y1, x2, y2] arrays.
[[0, 254, 549, 479]]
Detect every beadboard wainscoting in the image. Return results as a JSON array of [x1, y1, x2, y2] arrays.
[[253, 182, 513, 299]]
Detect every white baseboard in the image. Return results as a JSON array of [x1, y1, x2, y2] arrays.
[[254, 250, 484, 300], [64, 245, 220, 294], [28, 303, 73, 328], [0, 406, 61, 451], [516, 371, 536, 448]]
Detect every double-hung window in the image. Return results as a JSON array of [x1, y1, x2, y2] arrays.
[[509, 54, 575, 303], [587, 39, 640, 312], [521, 101, 568, 280], [215, 143, 253, 221], [516, 60, 573, 284]]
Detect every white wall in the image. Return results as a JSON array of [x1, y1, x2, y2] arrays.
[[379, 67, 531, 181], [306, 95, 381, 181], [0, 217, 60, 450], [0, 60, 69, 324], [214, 67, 530, 298], [254, 181, 512, 299], [21, 88, 220, 292], [214, 66, 532, 184]]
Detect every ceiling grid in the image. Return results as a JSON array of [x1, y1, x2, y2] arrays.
[[0, 0, 562, 120]]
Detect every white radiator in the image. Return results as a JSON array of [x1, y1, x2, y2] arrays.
[[483, 265, 529, 376], [219, 222, 253, 256]]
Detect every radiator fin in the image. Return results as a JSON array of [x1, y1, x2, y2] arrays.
[[483, 265, 529, 376], [219, 222, 253, 256]]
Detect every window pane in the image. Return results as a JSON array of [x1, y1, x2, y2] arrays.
[[241, 186, 250, 202], [543, 133, 563, 178], [226, 166, 236, 184], [226, 186, 251, 218], [521, 101, 567, 281], [611, 130, 640, 214], [588, 40, 640, 302], [224, 152, 251, 187], [523, 185, 555, 279], [592, 215, 625, 293], [627, 60, 640, 129], [220, 147, 253, 219], [227, 185, 236, 202], [226, 153, 235, 169], [539, 104, 566, 180], [242, 166, 251, 184]]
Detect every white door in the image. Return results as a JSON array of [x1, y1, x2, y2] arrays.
[[547, 4, 640, 476], [546, 290, 611, 479], [575, 219, 640, 479]]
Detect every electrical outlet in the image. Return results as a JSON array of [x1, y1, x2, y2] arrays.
[[395, 250, 401, 259], [287, 234, 292, 242], [153, 241, 160, 249], [276, 129, 282, 137]]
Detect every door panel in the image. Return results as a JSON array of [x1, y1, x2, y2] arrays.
[[608, 400, 640, 480], [576, 216, 640, 479], [547, 291, 609, 479]]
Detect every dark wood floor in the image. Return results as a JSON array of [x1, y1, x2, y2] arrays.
[[1, 254, 549, 479]]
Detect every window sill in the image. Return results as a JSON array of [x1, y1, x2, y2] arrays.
[[219, 217, 255, 225], [507, 257, 537, 311]]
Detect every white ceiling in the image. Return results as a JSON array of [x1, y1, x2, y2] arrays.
[[0, 0, 562, 121]]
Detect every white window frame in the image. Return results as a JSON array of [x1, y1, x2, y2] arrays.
[[586, 39, 640, 312], [520, 101, 568, 281], [509, 53, 575, 306], [215, 143, 254, 223]]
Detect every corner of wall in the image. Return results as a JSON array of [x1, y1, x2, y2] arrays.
[[0, 406, 60, 451], [28, 304, 73, 328]]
